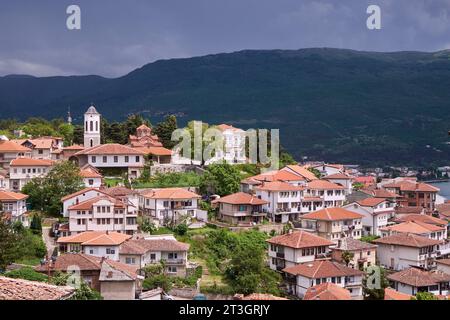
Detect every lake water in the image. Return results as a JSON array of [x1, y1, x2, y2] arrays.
[[430, 181, 450, 200]]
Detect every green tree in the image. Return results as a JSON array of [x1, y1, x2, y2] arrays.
[[225, 246, 281, 295], [199, 163, 240, 196], [352, 182, 365, 191], [30, 214, 42, 235], [174, 223, 188, 236], [0, 212, 20, 270], [153, 115, 178, 149], [22, 161, 84, 216], [72, 125, 84, 145], [412, 292, 438, 300], [341, 251, 354, 267], [70, 281, 103, 300], [58, 123, 74, 146], [307, 167, 322, 179]]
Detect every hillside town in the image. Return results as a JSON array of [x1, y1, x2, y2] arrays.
[[1, 105, 450, 301]]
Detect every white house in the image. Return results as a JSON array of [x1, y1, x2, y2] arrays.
[[206, 124, 246, 165], [67, 195, 138, 235], [387, 267, 450, 296], [343, 198, 395, 236], [323, 173, 353, 195], [73, 144, 146, 179], [299, 207, 364, 243], [436, 259, 450, 275], [119, 235, 190, 277], [61, 187, 111, 218], [255, 181, 304, 223], [0, 140, 31, 170], [0, 190, 29, 227], [283, 260, 364, 299], [80, 164, 103, 188], [57, 231, 131, 261], [139, 187, 202, 226], [373, 233, 441, 270], [310, 164, 344, 177], [8, 158, 54, 191], [266, 230, 334, 271], [13, 137, 63, 160]]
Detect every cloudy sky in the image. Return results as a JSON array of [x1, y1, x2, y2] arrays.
[[0, 0, 449, 77]]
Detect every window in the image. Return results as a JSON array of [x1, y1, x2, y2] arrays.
[[168, 252, 178, 260], [163, 201, 169, 207], [167, 266, 177, 273], [103, 156, 107, 163], [150, 253, 156, 260], [106, 248, 115, 255], [136, 156, 140, 162], [239, 205, 247, 211], [125, 257, 136, 264], [125, 156, 129, 163], [114, 156, 118, 163], [92, 156, 96, 163], [38, 149, 43, 154]]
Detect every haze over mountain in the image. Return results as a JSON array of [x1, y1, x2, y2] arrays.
[[1, 48, 450, 167]]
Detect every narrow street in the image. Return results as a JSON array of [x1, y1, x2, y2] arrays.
[[42, 226, 56, 258]]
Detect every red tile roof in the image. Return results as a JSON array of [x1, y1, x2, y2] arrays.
[[140, 187, 201, 199], [0, 276, 74, 300], [57, 231, 131, 245], [10, 158, 54, 166], [67, 195, 126, 210], [373, 233, 441, 248], [356, 198, 388, 207], [133, 146, 173, 156], [384, 288, 413, 300], [393, 214, 448, 227], [212, 192, 268, 205], [0, 140, 31, 152], [304, 283, 352, 300], [383, 181, 439, 193], [323, 173, 352, 180], [267, 231, 334, 249], [381, 221, 445, 234], [119, 238, 190, 254], [283, 260, 364, 278], [302, 207, 364, 221], [249, 170, 306, 183], [387, 267, 450, 287], [283, 165, 318, 181], [75, 143, 145, 155], [307, 179, 345, 190], [0, 190, 29, 201], [61, 187, 110, 201]]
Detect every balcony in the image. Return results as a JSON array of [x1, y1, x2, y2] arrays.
[[162, 258, 186, 265]]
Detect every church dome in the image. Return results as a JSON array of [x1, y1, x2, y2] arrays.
[[85, 105, 99, 114]]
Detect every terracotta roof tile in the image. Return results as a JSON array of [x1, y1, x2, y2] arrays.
[[302, 207, 364, 221], [75, 143, 145, 156], [67, 195, 126, 211], [283, 260, 364, 278], [384, 288, 413, 300], [387, 267, 450, 287], [307, 180, 345, 190], [141, 187, 200, 199], [304, 282, 352, 300], [381, 221, 445, 234], [393, 214, 448, 227], [357, 198, 388, 207], [133, 146, 173, 156], [61, 187, 110, 201], [0, 190, 29, 201], [0, 140, 31, 152], [0, 276, 74, 300], [373, 233, 441, 248], [57, 231, 131, 245], [333, 237, 377, 251], [119, 238, 189, 254], [10, 158, 54, 166], [283, 165, 318, 181], [267, 231, 334, 249], [212, 192, 268, 205]]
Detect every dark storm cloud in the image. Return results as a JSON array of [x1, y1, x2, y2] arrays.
[[0, 0, 449, 77]]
